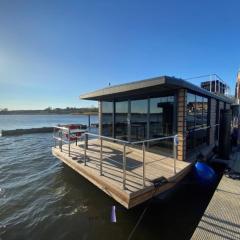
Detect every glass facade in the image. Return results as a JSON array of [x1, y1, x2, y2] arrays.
[[186, 91, 209, 155], [115, 101, 128, 140], [149, 96, 174, 137], [101, 95, 175, 152], [149, 96, 174, 151], [102, 101, 113, 137], [100, 90, 213, 157], [131, 99, 148, 141]]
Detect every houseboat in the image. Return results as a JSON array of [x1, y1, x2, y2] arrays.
[[52, 75, 233, 208]]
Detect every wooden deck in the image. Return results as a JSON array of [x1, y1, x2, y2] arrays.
[[52, 139, 192, 208]]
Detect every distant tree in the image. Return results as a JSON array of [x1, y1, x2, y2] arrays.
[[44, 107, 52, 111]]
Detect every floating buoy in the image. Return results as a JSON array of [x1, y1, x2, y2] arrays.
[[194, 162, 216, 183]]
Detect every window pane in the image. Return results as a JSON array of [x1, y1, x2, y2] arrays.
[[186, 93, 196, 130], [203, 97, 208, 127], [186, 92, 209, 157], [149, 96, 174, 153], [102, 101, 113, 137], [195, 96, 203, 127], [131, 99, 148, 141], [115, 101, 128, 140]]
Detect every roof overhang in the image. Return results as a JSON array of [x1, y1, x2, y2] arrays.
[[80, 75, 233, 103]]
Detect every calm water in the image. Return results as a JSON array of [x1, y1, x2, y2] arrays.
[[0, 114, 98, 131], [0, 115, 223, 240]]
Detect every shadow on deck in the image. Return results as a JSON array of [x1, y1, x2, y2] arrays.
[[52, 139, 192, 208]]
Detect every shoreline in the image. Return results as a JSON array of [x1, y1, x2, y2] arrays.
[[0, 112, 98, 116]]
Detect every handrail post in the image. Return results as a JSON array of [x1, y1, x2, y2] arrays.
[[85, 133, 88, 150], [173, 135, 178, 175], [100, 137, 103, 175], [122, 143, 126, 190], [68, 128, 71, 157], [142, 142, 146, 187], [84, 133, 87, 166]]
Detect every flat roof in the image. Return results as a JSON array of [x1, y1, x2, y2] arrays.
[[80, 75, 233, 103]]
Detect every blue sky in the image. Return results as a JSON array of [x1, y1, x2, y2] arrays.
[[0, 0, 239, 110]]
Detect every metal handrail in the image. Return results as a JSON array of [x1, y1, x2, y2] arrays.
[[53, 123, 222, 190], [186, 124, 221, 143], [81, 131, 177, 146], [81, 132, 129, 145], [53, 125, 87, 156], [53, 125, 178, 190], [186, 124, 220, 133], [131, 135, 177, 145], [82, 132, 178, 189]]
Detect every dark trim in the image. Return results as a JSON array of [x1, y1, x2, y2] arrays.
[[81, 75, 233, 104]]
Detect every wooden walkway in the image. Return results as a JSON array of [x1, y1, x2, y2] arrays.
[[52, 139, 192, 208], [191, 151, 240, 240]]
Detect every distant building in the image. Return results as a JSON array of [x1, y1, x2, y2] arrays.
[[235, 70, 240, 104], [201, 75, 229, 95]]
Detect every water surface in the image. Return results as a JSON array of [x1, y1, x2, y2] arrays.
[[0, 116, 223, 240], [0, 114, 98, 131]]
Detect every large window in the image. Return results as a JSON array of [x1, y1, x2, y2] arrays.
[[102, 101, 113, 137], [186, 93, 196, 130], [115, 101, 128, 140], [202, 97, 208, 143], [149, 96, 174, 152], [131, 99, 148, 141], [186, 92, 209, 155], [100, 95, 176, 153]]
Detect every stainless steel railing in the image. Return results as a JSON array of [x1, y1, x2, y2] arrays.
[[53, 123, 221, 190], [81, 132, 178, 189], [53, 125, 86, 157], [53, 125, 178, 190], [186, 123, 220, 142]]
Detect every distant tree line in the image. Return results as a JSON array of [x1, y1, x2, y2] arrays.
[[0, 107, 98, 115]]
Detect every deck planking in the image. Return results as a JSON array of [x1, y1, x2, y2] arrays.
[[52, 139, 192, 208]]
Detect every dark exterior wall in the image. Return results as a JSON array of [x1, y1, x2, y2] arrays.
[[225, 103, 231, 110], [209, 98, 217, 145]]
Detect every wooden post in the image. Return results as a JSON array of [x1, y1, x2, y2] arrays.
[[177, 89, 187, 161]]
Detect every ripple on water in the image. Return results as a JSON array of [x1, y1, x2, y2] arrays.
[[0, 132, 222, 240], [0, 188, 6, 197]]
